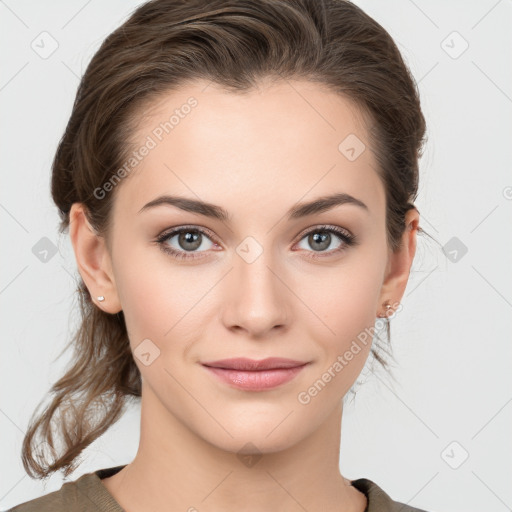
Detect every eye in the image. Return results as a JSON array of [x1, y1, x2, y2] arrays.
[[156, 226, 218, 261], [294, 225, 357, 259], [155, 224, 357, 262]]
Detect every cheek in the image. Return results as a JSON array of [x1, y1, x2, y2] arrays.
[[112, 244, 181, 345], [113, 247, 213, 363], [292, 252, 386, 399], [296, 251, 385, 337]]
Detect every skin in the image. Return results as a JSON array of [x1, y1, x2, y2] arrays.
[[69, 79, 419, 512]]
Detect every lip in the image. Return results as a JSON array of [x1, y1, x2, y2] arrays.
[[201, 358, 310, 391], [202, 357, 308, 371]]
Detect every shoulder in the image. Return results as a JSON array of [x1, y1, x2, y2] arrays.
[[351, 478, 434, 512], [8, 466, 125, 512]]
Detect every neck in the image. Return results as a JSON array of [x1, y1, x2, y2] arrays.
[[102, 386, 367, 512]]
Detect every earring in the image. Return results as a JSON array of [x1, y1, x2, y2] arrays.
[[97, 296, 105, 302], [378, 300, 392, 318]]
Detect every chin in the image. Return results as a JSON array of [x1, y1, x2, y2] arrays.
[[198, 419, 308, 456]]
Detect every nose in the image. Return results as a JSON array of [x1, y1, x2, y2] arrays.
[[222, 243, 290, 338]]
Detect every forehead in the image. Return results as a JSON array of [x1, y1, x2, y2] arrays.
[[113, 79, 384, 222]]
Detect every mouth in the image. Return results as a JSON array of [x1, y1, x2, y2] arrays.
[[201, 357, 310, 391]]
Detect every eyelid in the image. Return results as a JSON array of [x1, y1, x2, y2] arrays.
[[294, 224, 353, 243], [157, 224, 219, 244]]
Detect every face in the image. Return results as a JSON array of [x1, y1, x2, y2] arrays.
[[77, 79, 405, 454]]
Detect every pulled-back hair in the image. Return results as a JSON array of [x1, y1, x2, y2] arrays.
[[22, 0, 428, 479]]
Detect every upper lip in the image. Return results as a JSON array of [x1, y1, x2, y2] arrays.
[[201, 357, 309, 371]]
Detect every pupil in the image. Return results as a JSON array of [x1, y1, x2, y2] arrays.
[[180, 231, 201, 250], [310, 232, 330, 251]]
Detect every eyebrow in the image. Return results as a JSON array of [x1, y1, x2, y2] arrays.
[[138, 192, 368, 221]]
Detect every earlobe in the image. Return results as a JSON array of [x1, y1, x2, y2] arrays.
[[69, 203, 122, 314], [377, 208, 420, 315]]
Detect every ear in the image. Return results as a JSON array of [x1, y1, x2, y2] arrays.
[[377, 208, 420, 316], [69, 203, 122, 314]]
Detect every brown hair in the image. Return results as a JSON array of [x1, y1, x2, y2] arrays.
[[22, 0, 429, 479]]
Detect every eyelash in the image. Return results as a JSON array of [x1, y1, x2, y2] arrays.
[[155, 224, 357, 261]]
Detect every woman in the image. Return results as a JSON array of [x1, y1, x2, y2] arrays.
[[12, 0, 434, 510]]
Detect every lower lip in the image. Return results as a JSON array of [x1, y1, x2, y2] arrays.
[[203, 364, 307, 391]]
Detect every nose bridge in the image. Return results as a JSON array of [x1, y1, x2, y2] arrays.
[[234, 233, 280, 296], [226, 233, 289, 331]]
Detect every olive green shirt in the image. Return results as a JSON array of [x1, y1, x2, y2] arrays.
[[9, 465, 432, 511]]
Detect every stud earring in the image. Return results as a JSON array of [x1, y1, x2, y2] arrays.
[[97, 296, 105, 302], [378, 300, 392, 318]]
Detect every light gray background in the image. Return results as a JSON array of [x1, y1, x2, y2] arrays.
[[1, 1, 511, 511]]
